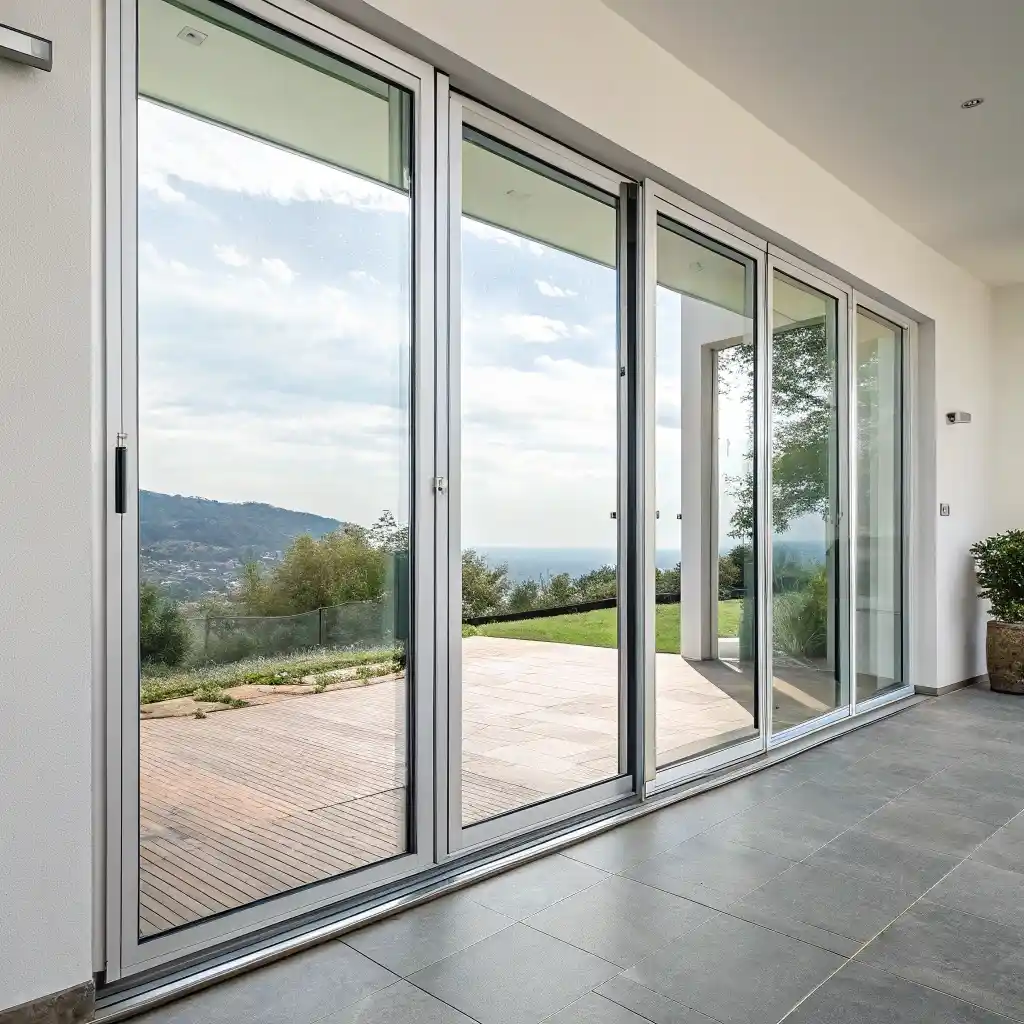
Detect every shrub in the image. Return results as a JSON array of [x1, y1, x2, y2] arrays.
[[139, 584, 192, 666], [971, 531, 1024, 622], [773, 568, 829, 659]]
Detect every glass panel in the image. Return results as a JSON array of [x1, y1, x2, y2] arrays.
[[459, 131, 621, 826], [856, 310, 904, 701], [654, 218, 758, 769], [770, 272, 846, 733], [136, 0, 412, 937]]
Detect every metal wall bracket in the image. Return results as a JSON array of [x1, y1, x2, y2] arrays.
[[0, 23, 53, 72]]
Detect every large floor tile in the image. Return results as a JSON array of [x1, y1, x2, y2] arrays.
[[803, 828, 959, 897], [463, 854, 607, 920], [543, 991, 674, 1023], [563, 793, 732, 873], [624, 913, 843, 1024], [728, 861, 915, 943], [782, 960, 1015, 1023], [772, 746, 865, 782], [526, 874, 718, 968], [936, 764, 1024, 801], [624, 834, 794, 910], [318, 981, 476, 1024], [971, 817, 1024, 877], [858, 901, 1024, 1020], [344, 891, 512, 976], [704, 803, 846, 861], [856, 798, 999, 858], [722, 902, 861, 958], [596, 977, 719, 1024], [131, 941, 397, 1024], [407, 923, 619, 1024], [810, 754, 936, 799], [926, 859, 1024, 935], [858, 742, 967, 775], [898, 775, 1024, 827], [764, 780, 890, 828]]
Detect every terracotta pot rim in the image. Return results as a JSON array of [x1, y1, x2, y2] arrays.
[[988, 619, 1024, 629]]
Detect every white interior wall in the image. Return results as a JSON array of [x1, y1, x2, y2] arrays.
[[0, 0, 99, 1011], [992, 285, 1024, 532], [349, 0, 994, 689]]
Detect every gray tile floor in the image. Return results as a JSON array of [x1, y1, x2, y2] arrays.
[[134, 684, 1024, 1024]]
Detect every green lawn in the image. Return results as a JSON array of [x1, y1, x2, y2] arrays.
[[475, 600, 742, 653]]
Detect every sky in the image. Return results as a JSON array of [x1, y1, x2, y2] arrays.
[[138, 98, 823, 551]]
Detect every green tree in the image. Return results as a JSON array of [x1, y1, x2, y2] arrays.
[[461, 549, 510, 618], [575, 565, 617, 601], [726, 319, 833, 539], [717, 554, 742, 599], [543, 572, 578, 608], [368, 509, 409, 553], [655, 562, 681, 596], [239, 527, 388, 616], [139, 583, 192, 666], [506, 578, 541, 612]]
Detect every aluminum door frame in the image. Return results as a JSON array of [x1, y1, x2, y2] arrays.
[[765, 249, 855, 747], [104, 0, 440, 980], [641, 183, 770, 796], [440, 93, 637, 857], [851, 296, 916, 714]]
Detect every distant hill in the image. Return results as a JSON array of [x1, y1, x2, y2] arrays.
[[141, 491, 342, 557]]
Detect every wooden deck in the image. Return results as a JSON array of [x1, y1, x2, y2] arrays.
[[138, 637, 757, 937]]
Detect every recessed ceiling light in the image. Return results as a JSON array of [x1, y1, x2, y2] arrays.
[[961, 97, 985, 109], [177, 26, 208, 46]]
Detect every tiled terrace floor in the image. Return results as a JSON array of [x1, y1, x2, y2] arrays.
[[136, 682, 1024, 1024], [139, 637, 760, 935]]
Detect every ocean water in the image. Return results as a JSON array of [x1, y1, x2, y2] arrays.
[[477, 541, 826, 582], [477, 547, 677, 582]]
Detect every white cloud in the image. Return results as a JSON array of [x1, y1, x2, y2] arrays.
[[349, 269, 382, 286], [536, 280, 577, 299], [260, 257, 296, 285], [139, 170, 186, 204], [214, 244, 249, 268], [138, 99, 410, 214], [500, 313, 571, 344], [463, 219, 523, 247]]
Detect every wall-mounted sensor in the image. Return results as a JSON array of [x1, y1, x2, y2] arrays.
[[946, 411, 972, 424], [0, 22, 53, 71]]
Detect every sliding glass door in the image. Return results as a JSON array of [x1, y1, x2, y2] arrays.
[[444, 98, 634, 849], [643, 188, 766, 789], [112, 0, 436, 976], [854, 305, 908, 707], [767, 264, 850, 739], [109, 3, 912, 977]]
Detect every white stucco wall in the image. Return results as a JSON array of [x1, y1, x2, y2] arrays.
[[348, 0, 994, 688], [992, 285, 1024, 532], [0, 0, 99, 1011]]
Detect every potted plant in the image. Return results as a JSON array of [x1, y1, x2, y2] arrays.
[[971, 530, 1024, 694]]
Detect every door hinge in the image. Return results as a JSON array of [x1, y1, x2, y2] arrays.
[[432, 476, 449, 496]]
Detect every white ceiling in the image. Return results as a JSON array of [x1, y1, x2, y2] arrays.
[[604, 0, 1024, 286]]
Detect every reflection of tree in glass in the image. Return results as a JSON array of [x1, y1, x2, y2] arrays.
[[725, 319, 833, 539]]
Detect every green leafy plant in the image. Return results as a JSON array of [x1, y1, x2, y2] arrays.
[[773, 568, 829, 659], [139, 583, 192, 666], [971, 531, 1024, 623]]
